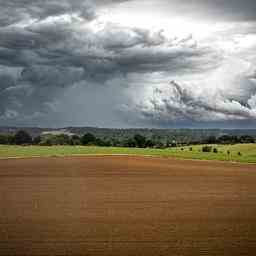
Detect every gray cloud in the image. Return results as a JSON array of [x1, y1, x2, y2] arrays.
[[0, 0, 222, 126], [0, 0, 96, 27], [0, 0, 256, 127], [132, 80, 256, 127]]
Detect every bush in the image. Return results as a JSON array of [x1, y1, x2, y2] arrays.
[[202, 146, 212, 153], [238, 152, 242, 156], [213, 148, 218, 153], [170, 142, 177, 147]]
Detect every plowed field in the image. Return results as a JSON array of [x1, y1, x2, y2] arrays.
[[0, 156, 256, 255]]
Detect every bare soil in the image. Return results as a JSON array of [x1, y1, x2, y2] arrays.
[[0, 156, 256, 255]]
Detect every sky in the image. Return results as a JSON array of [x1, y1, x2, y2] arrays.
[[0, 0, 256, 128]]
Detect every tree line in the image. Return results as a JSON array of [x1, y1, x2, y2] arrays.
[[0, 131, 167, 148], [0, 130, 255, 148]]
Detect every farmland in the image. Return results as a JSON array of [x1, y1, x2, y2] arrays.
[[1, 144, 256, 163], [0, 156, 256, 255]]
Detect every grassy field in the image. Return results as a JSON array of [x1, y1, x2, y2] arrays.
[[0, 144, 256, 163]]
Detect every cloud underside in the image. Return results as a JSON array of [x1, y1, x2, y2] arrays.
[[0, 0, 256, 127]]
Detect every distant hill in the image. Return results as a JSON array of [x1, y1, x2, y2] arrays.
[[1, 126, 256, 143]]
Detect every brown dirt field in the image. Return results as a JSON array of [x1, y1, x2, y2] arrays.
[[0, 156, 256, 256]]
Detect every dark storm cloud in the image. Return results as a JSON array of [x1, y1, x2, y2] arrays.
[[0, 0, 96, 27], [0, 20, 218, 72], [20, 66, 84, 88], [0, 0, 220, 126], [0, 0, 256, 127]]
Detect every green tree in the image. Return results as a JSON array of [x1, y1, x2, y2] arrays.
[[55, 134, 70, 145], [0, 134, 8, 144], [123, 138, 136, 148], [145, 139, 155, 148], [70, 135, 81, 145], [240, 135, 254, 144], [33, 136, 42, 145], [6, 135, 15, 145], [205, 136, 217, 144], [14, 130, 32, 145], [134, 134, 147, 148], [81, 133, 96, 145]]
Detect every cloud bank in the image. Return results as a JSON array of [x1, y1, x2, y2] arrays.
[[0, 0, 256, 127]]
